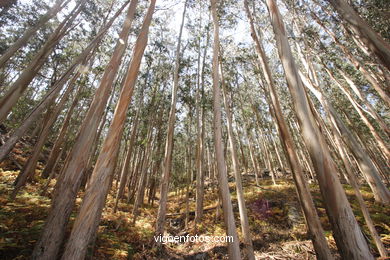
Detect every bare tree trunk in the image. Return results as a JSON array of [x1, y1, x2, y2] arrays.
[[32, 2, 138, 259], [133, 130, 154, 224], [220, 60, 255, 260], [60, 2, 154, 259], [210, 1, 241, 259], [0, 1, 85, 123], [41, 83, 84, 179], [338, 70, 389, 137], [324, 66, 390, 162], [310, 12, 390, 106], [244, 3, 333, 257], [155, 0, 187, 237], [11, 72, 79, 199], [299, 70, 390, 205], [113, 108, 140, 212], [0, 2, 126, 162], [327, 0, 390, 70], [265, 0, 373, 258], [0, 0, 70, 69]]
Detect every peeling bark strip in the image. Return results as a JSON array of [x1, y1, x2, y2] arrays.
[[32, 1, 137, 259], [61, 1, 156, 259], [210, 0, 241, 259], [243, 1, 333, 259], [265, 0, 374, 259]]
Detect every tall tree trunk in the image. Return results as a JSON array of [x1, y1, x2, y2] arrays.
[[0, 1, 127, 162], [60, 1, 154, 258], [0, 0, 85, 123], [220, 60, 255, 260], [11, 71, 80, 199], [323, 65, 390, 162], [32, 1, 138, 259], [133, 129, 154, 224], [0, 0, 70, 69], [41, 83, 84, 179], [113, 108, 140, 212], [310, 12, 390, 106], [244, 3, 333, 257], [299, 70, 390, 204], [155, 0, 187, 237], [265, 0, 373, 258], [327, 0, 390, 70], [210, 0, 241, 259], [194, 6, 209, 226]]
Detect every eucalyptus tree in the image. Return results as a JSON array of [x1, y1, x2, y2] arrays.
[[265, 0, 373, 258], [32, 1, 139, 258], [210, 0, 241, 258]]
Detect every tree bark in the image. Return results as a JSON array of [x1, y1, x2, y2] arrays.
[[265, 0, 374, 258], [0, 1, 127, 163], [220, 60, 255, 260], [60, 1, 154, 258], [0, 0, 70, 69], [32, 1, 137, 259], [0, 0, 85, 123], [210, 0, 241, 259], [327, 0, 390, 70], [299, 69, 390, 205], [155, 0, 187, 237], [244, 2, 333, 257]]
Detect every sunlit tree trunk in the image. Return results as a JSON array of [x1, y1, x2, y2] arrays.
[[0, 2, 126, 162], [310, 12, 390, 106], [266, 0, 373, 258], [244, 2, 333, 257], [0, 1, 85, 123], [32, 1, 138, 259], [155, 0, 187, 237], [210, 1, 241, 258], [299, 69, 390, 205], [0, 0, 70, 69], [60, 1, 154, 259], [113, 108, 140, 212], [220, 60, 255, 260], [11, 71, 80, 199], [327, 0, 390, 70]]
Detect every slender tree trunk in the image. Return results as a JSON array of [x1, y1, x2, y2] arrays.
[[32, 2, 138, 259], [310, 12, 390, 106], [338, 70, 389, 136], [113, 109, 140, 212], [0, 1, 85, 123], [133, 130, 154, 224], [60, 2, 154, 258], [299, 70, 390, 204], [41, 83, 84, 179], [210, 1, 241, 258], [155, 0, 187, 237], [0, 2, 127, 162], [11, 72, 80, 199], [0, 0, 70, 69], [327, 0, 390, 70], [220, 60, 255, 260], [244, 3, 334, 257], [265, 1, 373, 258], [323, 66, 390, 162]]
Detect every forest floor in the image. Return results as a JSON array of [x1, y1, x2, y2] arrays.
[[0, 158, 389, 259]]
